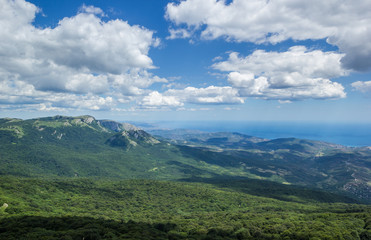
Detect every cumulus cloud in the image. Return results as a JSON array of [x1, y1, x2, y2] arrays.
[[140, 86, 244, 109], [167, 28, 192, 40], [166, 86, 244, 104], [351, 81, 371, 93], [111, 70, 167, 96], [65, 74, 109, 94], [42, 14, 155, 74], [213, 47, 347, 100], [79, 4, 106, 16], [0, 0, 163, 111], [166, 0, 371, 71], [0, 79, 114, 111], [0, 80, 45, 104], [140, 91, 183, 108]]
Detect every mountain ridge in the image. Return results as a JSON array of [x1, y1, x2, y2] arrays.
[[0, 115, 370, 203]]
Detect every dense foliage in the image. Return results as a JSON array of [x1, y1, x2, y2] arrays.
[[1, 116, 370, 202], [1, 116, 370, 203], [0, 116, 370, 239], [0, 176, 370, 239]]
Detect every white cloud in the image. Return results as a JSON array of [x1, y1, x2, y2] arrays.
[[38, 94, 114, 111], [166, 86, 244, 104], [166, 0, 371, 71], [140, 85, 244, 109], [65, 74, 109, 94], [213, 47, 347, 100], [39, 94, 114, 111], [0, 80, 46, 104], [140, 91, 183, 108], [79, 4, 105, 17], [278, 100, 292, 104], [351, 81, 371, 93], [67, 95, 114, 111], [167, 28, 192, 39], [0, 79, 115, 111], [42, 14, 155, 73], [0, 0, 164, 111], [111, 70, 167, 96], [38, 103, 63, 112]]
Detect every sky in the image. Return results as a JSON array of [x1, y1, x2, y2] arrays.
[[0, 0, 371, 123]]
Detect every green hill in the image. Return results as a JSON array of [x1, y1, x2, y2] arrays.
[[0, 115, 370, 203], [0, 176, 370, 240], [1, 115, 371, 239], [151, 129, 371, 203], [0, 115, 213, 179]]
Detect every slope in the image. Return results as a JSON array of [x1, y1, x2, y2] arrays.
[[0, 115, 370, 202], [0, 176, 370, 239], [0, 116, 215, 179], [151, 129, 371, 202]]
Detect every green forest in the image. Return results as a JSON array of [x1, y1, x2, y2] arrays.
[[0, 116, 370, 239], [0, 177, 370, 239]]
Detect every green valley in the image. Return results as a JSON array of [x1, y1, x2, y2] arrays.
[[0, 177, 370, 239], [0, 115, 370, 239]]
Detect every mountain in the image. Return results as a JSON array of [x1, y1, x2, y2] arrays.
[[149, 129, 346, 152], [0, 176, 370, 239], [99, 119, 140, 132], [150, 128, 371, 202], [149, 129, 268, 149], [1, 115, 371, 239], [0, 115, 370, 203], [0, 115, 206, 179]]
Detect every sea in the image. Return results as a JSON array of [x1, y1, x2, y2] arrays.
[[146, 121, 371, 147]]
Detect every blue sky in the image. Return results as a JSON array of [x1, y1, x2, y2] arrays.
[[0, 0, 370, 123]]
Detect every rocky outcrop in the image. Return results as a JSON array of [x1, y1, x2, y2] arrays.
[[98, 120, 140, 132], [106, 129, 160, 150]]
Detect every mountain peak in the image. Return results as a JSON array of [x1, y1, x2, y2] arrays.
[[78, 115, 96, 124], [106, 128, 160, 150], [51, 115, 96, 123], [98, 120, 140, 132]]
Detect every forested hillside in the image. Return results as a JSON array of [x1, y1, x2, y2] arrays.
[[1, 116, 370, 202], [0, 177, 370, 239], [0, 115, 370, 239]]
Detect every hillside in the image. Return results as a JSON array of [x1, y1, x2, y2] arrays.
[[0, 115, 370, 203], [1, 115, 371, 239], [0, 115, 206, 179], [0, 176, 370, 239], [151, 129, 371, 202]]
